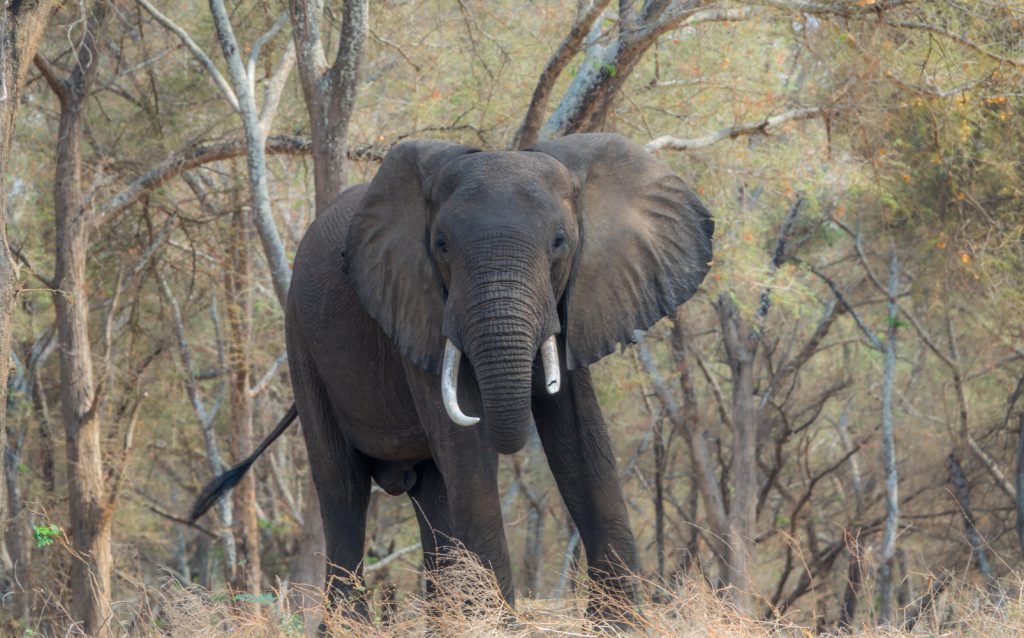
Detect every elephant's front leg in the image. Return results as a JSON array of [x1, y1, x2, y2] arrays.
[[403, 361, 515, 609], [532, 365, 639, 622]]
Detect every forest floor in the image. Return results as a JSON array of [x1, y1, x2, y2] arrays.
[[134, 553, 1023, 637]]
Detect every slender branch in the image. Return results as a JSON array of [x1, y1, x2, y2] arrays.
[[249, 353, 287, 398], [259, 39, 297, 138], [967, 435, 1016, 500], [93, 135, 312, 228], [757, 196, 805, 325], [802, 261, 884, 352], [645, 107, 826, 152], [135, 0, 240, 111], [884, 19, 1024, 69], [247, 11, 290, 98], [512, 0, 612, 149], [885, 75, 987, 99], [10, 244, 55, 289], [32, 53, 68, 104], [756, 0, 916, 17], [877, 247, 900, 624], [947, 454, 998, 594], [364, 544, 421, 573]]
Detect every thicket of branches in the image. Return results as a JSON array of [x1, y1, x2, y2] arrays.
[[0, 1, 1022, 636]]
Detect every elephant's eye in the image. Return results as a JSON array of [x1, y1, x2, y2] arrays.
[[435, 234, 449, 257], [552, 229, 567, 251]]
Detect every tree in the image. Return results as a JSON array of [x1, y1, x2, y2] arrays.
[[35, 3, 112, 634], [0, 0, 57, 555]]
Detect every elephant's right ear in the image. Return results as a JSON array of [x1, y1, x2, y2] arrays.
[[345, 140, 479, 374]]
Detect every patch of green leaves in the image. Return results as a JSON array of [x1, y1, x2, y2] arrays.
[[32, 524, 61, 548]]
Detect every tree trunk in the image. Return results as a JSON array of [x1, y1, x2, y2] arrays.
[[225, 206, 260, 594], [1016, 412, 1024, 559], [537, 2, 701, 138], [208, 0, 292, 307], [289, 0, 368, 211], [715, 293, 758, 613], [41, 5, 113, 634], [0, 0, 58, 555], [877, 249, 900, 625], [288, 478, 325, 634], [948, 454, 998, 596]]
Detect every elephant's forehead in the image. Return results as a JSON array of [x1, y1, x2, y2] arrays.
[[441, 151, 574, 194]]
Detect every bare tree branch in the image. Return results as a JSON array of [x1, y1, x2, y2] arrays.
[[94, 135, 312, 228], [645, 107, 826, 152], [756, 0, 916, 17], [512, 0, 612, 149], [885, 19, 1024, 69], [135, 0, 240, 111], [247, 11, 290, 98]]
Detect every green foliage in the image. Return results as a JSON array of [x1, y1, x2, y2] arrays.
[[232, 592, 276, 605], [32, 524, 61, 548]]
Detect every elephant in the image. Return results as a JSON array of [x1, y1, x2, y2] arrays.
[[190, 132, 713, 623]]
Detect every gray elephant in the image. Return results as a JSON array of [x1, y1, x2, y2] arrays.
[[191, 133, 713, 621]]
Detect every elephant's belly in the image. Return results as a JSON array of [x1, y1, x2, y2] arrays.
[[320, 346, 433, 462], [343, 410, 432, 461]]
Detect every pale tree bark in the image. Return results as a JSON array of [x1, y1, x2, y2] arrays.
[[877, 249, 900, 625], [137, 0, 296, 307], [512, 0, 611, 149], [36, 4, 112, 634], [290, 0, 368, 211], [157, 274, 237, 581], [0, 0, 58, 557], [537, 1, 751, 138], [207, 0, 293, 307]]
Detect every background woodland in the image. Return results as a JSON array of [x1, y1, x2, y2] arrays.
[[0, 1, 1022, 636]]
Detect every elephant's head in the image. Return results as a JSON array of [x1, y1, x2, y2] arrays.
[[344, 133, 713, 454]]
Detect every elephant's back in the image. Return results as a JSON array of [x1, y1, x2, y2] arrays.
[[289, 185, 367, 302], [294, 184, 368, 271]]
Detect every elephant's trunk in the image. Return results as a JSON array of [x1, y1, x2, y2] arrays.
[[444, 233, 560, 454], [464, 309, 537, 454]]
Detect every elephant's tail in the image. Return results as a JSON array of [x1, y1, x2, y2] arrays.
[[188, 403, 299, 523]]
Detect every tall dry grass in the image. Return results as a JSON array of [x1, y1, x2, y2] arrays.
[[137, 550, 1024, 638]]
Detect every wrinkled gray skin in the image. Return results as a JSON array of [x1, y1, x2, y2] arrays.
[[287, 133, 713, 620]]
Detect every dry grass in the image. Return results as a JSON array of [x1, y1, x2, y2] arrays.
[[133, 551, 1024, 638]]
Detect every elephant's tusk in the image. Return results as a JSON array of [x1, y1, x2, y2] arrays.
[[442, 340, 480, 426], [541, 335, 560, 394]]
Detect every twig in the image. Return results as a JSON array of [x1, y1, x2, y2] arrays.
[[645, 107, 826, 152]]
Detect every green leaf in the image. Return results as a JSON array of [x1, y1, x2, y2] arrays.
[[32, 524, 61, 548]]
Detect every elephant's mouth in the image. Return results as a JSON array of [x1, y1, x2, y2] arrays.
[[441, 334, 560, 427]]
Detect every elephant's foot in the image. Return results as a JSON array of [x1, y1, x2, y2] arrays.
[[587, 605, 647, 637], [585, 574, 646, 635], [319, 575, 373, 636]]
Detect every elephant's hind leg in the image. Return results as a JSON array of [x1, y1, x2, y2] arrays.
[[288, 332, 372, 625]]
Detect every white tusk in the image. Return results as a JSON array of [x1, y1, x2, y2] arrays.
[[442, 340, 479, 426], [541, 335, 560, 394]]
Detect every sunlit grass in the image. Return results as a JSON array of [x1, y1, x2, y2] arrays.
[[137, 551, 1024, 637]]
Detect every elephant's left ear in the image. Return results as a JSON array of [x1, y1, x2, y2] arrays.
[[530, 133, 714, 368]]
